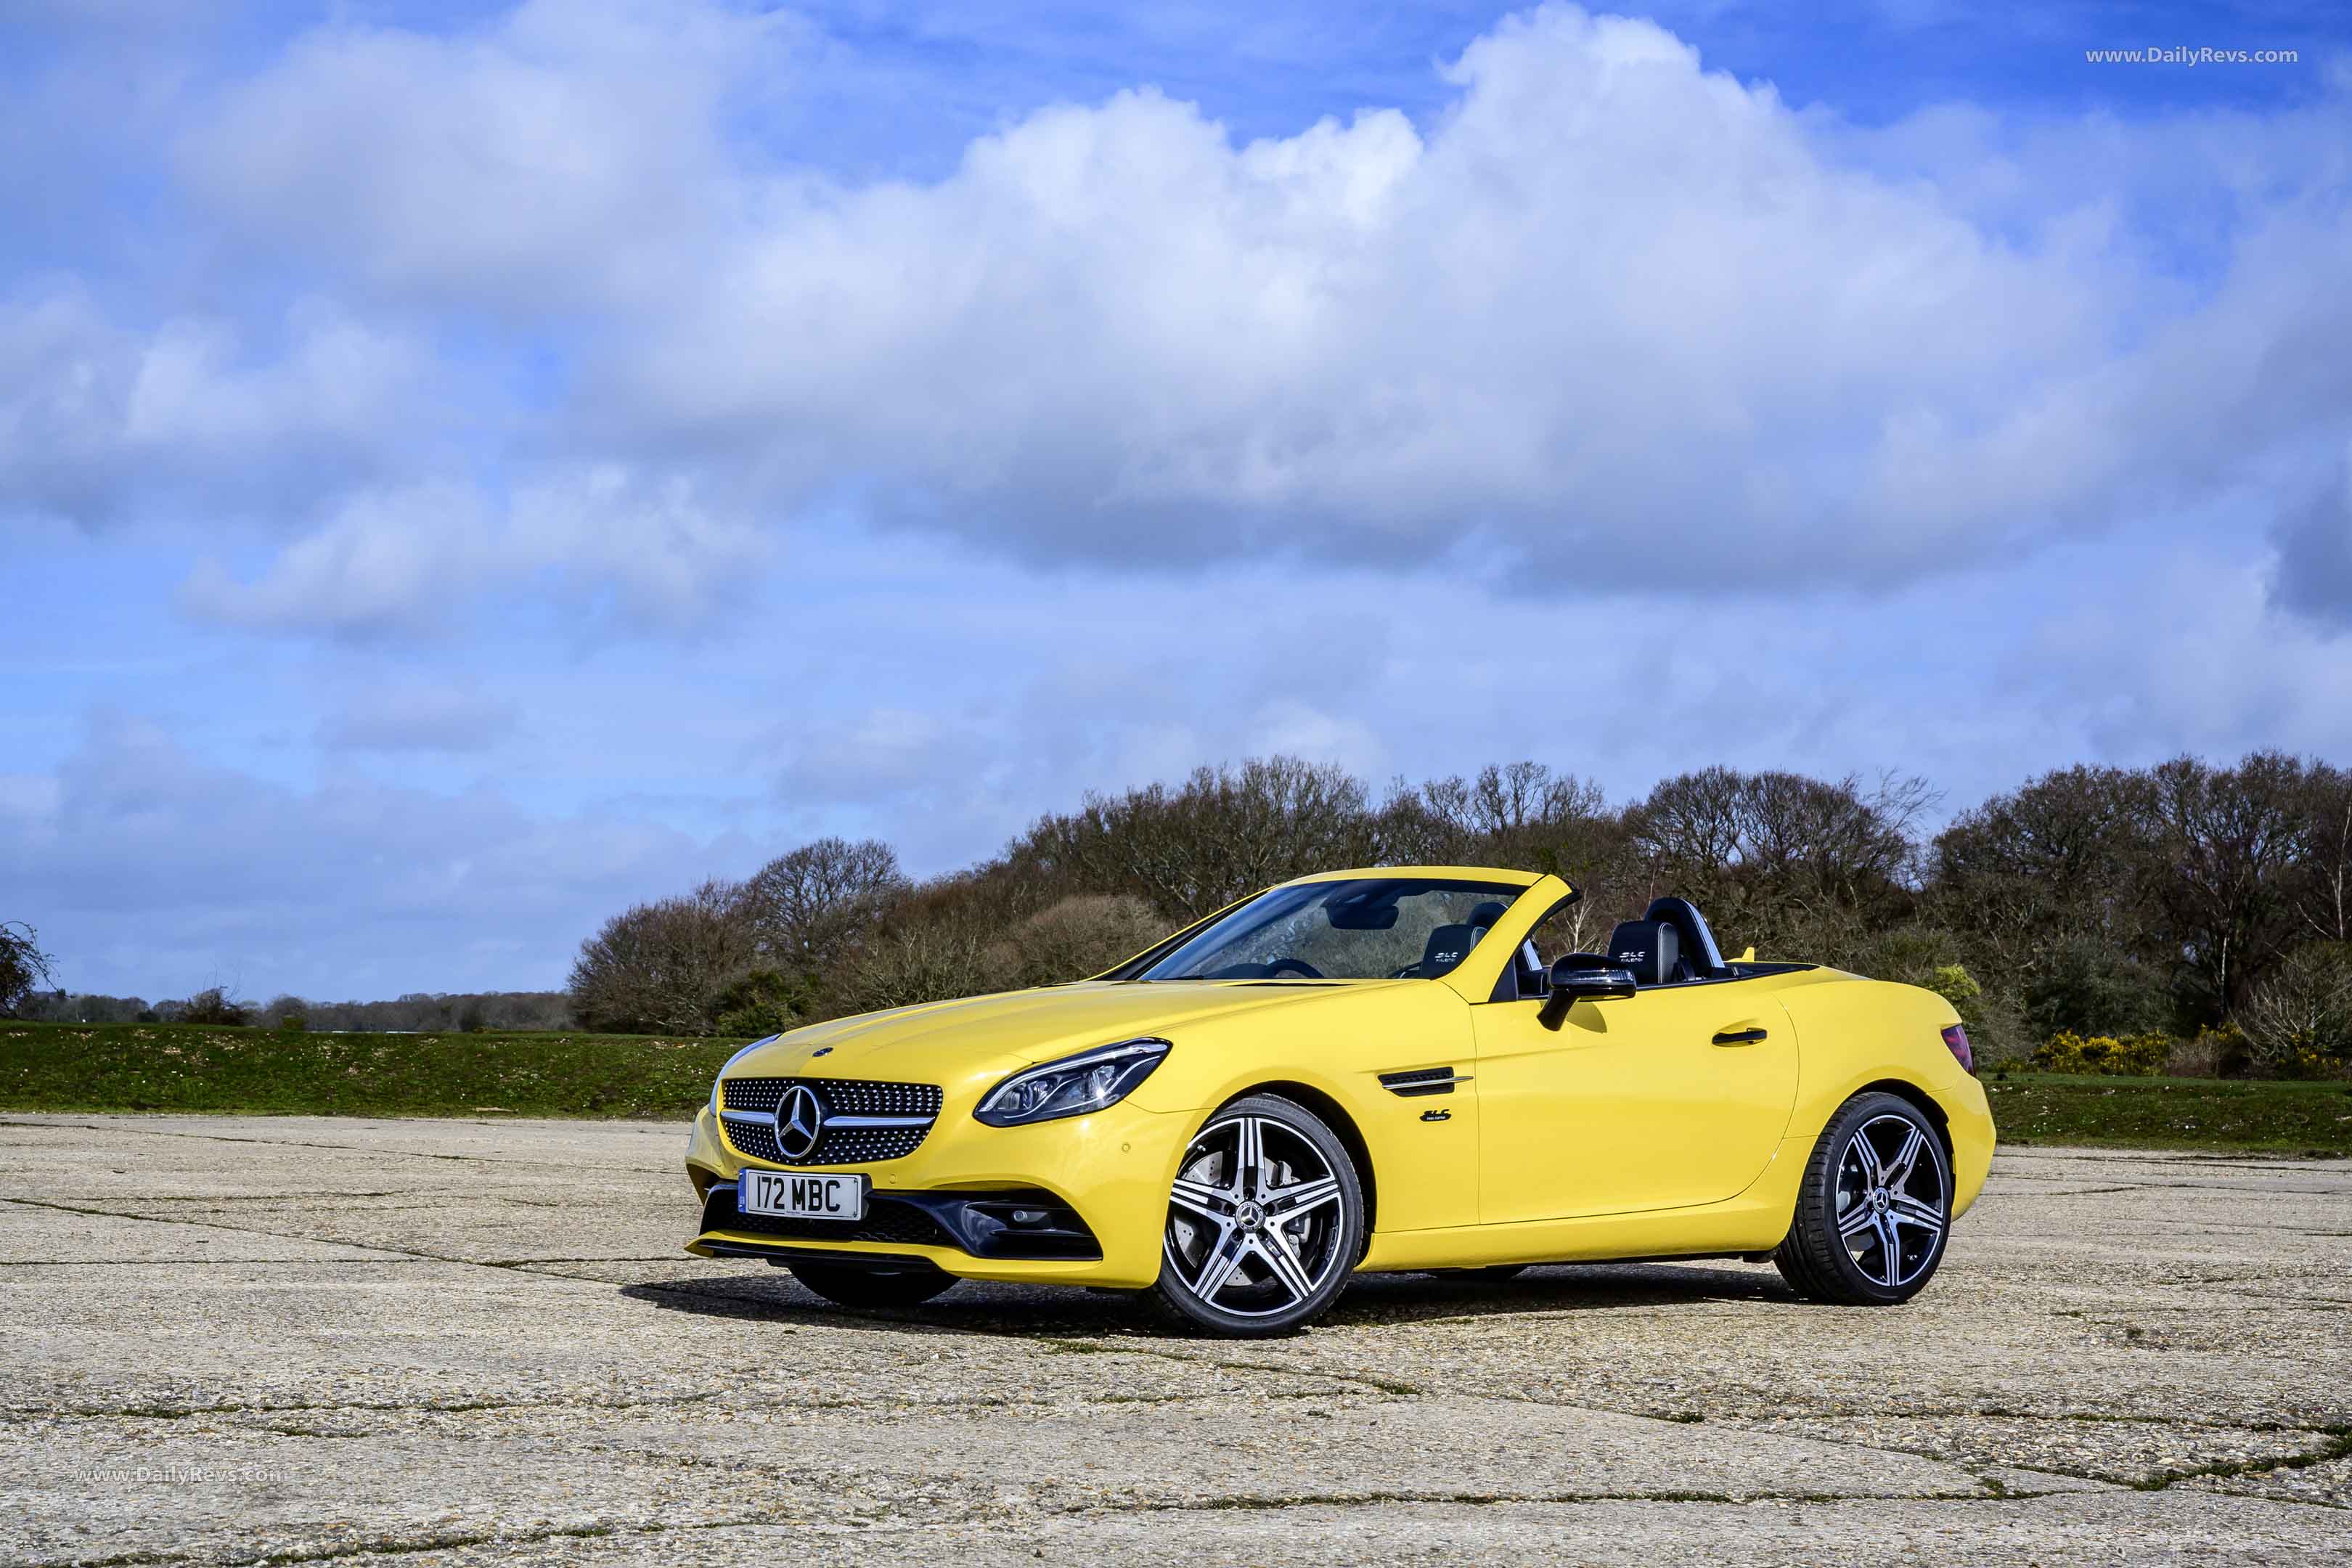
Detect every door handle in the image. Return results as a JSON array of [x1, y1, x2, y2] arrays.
[[1712, 1027, 1769, 1045]]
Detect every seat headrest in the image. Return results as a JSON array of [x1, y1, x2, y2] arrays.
[[1467, 901, 1510, 931], [1418, 923, 1479, 977], [1605, 920, 1679, 987], [1643, 896, 1726, 977]]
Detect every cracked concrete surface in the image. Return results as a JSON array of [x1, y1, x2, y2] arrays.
[[1, 1116, 2346, 1565]]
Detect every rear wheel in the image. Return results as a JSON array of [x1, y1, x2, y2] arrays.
[[788, 1259, 957, 1310], [1153, 1094, 1363, 1337], [1775, 1092, 1952, 1305]]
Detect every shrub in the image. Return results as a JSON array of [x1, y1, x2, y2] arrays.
[[2022, 938, 2173, 1041], [709, 968, 809, 1039], [2238, 942, 2352, 1077], [178, 987, 254, 1026], [2165, 1022, 2250, 1079], [2030, 1029, 2170, 1076], [568, 879, 753, 1034], [833, 915, 1013, 1016], [995, 894, 1167, 989]]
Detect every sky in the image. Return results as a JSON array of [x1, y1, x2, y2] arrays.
[[4, 0, 2351, 1002]]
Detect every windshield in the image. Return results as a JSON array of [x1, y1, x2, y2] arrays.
[[1130, 878, 1527, 981]]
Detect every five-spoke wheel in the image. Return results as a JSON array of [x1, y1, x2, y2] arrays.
[[1775, 1091, 1952, 1304], [1154, 1093, 1363, 1336]]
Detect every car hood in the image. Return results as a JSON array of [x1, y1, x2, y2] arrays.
[[728, 979, 1395, 1093]]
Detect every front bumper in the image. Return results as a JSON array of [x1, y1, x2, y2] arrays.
[[683, 1098, 1191, 1288]]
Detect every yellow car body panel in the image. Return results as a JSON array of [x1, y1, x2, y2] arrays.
[[686, 865, 1994, 1289]]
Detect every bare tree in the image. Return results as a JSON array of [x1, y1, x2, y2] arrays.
[[568, 878, 754, 1034], [834, 910, 1010, 1016], [2239, 942, 2352, 1071], [738, 838, 908, 976], [1022, 756, 1376, 918], [2147, 752, 2310, 1018], [0, 920, 55, 1017], [1627, 768, 1927, 956], [2294, 764, 2352, 945], [1927, 763, 2164, 1030]]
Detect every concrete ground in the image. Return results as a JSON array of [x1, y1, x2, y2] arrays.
[[1, 1116, 2348, 1567]]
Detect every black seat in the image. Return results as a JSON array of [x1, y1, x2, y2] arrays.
[[1604, 920, 1683, 987], [1417, 923, 1479, 978]]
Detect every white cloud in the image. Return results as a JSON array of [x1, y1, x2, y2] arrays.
[[0, 284, 427, 526], [30, 0, 2349, 626], [180, 481, 494, 635], [573, 4, 2346, 587], [181, 466, 769, 634], [180, 0, 799, 309]]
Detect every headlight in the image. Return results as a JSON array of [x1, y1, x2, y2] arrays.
[[709, 1034, 780, 1116], [973, 1038, 1172, 1127]]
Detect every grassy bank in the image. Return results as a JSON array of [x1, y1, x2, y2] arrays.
[[0, 1020, 744, 1119], [1984, 1071, 2352, 1157], [3, 1022, 2348, 1156]]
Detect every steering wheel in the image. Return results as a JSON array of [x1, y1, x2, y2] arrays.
[[1265, 957, 1325, 979]]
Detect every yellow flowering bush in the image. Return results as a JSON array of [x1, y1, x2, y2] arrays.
[[2030, 1029, 2170, 1076]]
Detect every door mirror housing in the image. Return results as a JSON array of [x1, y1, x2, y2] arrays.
[[1538, 959, 1638, 1029]]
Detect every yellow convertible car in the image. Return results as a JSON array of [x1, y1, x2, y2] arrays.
[[685, 867, 1993, 1336]]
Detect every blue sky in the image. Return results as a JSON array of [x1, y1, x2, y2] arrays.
[[5, 1, 2351, 1001]]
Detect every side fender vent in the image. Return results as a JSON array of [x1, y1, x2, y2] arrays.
[[1380, 1066, 1470, 1098]]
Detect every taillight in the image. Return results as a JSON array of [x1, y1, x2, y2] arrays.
[[1940, 1024, 1975, 1074]]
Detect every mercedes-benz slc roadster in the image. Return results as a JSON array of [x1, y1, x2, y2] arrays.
[[685, 867, 1995, 1336]]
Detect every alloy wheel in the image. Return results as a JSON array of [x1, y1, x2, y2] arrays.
[[1832, 1113, 1949, 1291], [1163, 1112, 1349, 1321]]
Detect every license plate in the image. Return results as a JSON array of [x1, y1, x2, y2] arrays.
[[739, 1169, 867, 1222]]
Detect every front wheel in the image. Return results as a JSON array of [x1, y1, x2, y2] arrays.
[[788, 1259, 957, 1310], [1775, 1092, 1953, 1305], [1154, 1094, 1364, 1336]]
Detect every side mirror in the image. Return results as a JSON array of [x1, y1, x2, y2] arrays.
[[1538, 959, 1637, 1029]]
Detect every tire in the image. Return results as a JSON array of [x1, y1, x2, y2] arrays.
[[1775, 1091, 1953, 1305], [1153, 1093, 1365, 1337], [788, 1259, 957, 1310]]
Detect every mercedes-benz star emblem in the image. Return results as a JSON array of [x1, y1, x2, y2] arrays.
[[773, 1085, 825, 1161]]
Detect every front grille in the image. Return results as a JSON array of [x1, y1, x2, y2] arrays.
[[702, 1185, 954, 1249], [724, 1119, 928, 1166], [719, 1077, 942, 1166], [724, 1077, 941, 1117]]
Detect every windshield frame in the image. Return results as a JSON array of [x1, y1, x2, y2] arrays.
[[1108, 876, 1533, 983]]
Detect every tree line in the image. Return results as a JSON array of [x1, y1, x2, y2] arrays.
[[8, 983, 572, 1034], [565, 751, 2352, 1074]]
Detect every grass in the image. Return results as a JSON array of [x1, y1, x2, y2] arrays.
[[0, 1020, 746, 1119], [1983, 1070, 2352, 1157], [1, 1021, 2347, 1156]]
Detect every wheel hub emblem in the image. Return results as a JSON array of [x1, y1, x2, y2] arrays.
[[773, 1085, 825, 1160], [1235, 1201, 1265, 1231]]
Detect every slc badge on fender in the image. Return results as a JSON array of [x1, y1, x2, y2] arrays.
[[685, 866, 1996, 1337]]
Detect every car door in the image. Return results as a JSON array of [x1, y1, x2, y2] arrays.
[[1471, 981, 1799, 1224]]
